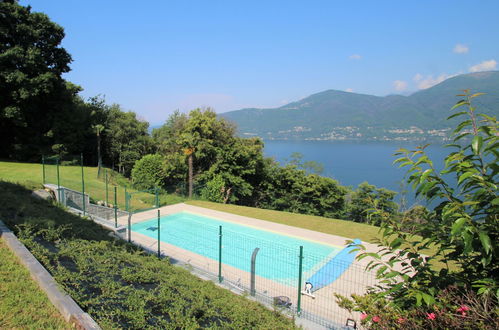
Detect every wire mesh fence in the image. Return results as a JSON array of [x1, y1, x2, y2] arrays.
[[41, 154, 171, 214], [123, 210, 378, 328]]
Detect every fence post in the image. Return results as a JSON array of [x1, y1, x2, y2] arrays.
[[80, 154, 85, 216], [218, 225, 223, 283], [114, 186, 118, 228], [157, 209, 161, 258], [250, 247, 260, 296], [105, 169, 108, 206], [127, 212, 132, 243], [61, 188, 66, 207], [42, 155, 46, 184], [297, 246, 304, 316], [155, 187, 159, 208], [56, 157, 61, 202], [125, 186, 128, 212]]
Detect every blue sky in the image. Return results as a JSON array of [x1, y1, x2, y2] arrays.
[[21, 0, 499, 124]]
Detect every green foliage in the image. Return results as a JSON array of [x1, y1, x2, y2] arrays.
[[346, 182, 398, 225], [0, 1, 79, 160], [337, 91, 498, 324], [105, 104, 151, 176], [0, 181, 296, 329], [257, 162, 348, 218], [287, 152, 324, 174], [200, 174, 227, 203], [162, 152, 188, 187], [152, 108, 266, 203], [131, 154, 165, 190], [336, 287, 498, 329], [198, 137, 266, 204]]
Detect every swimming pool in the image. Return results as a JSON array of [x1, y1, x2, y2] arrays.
[[132, 211, 342, 286]]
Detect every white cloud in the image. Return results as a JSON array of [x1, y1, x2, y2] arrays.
[[393, 80, 408, 91], [413, 73, 456, 89], [469, 59, 497, 72], [453, 43, 469, 54], [345, 88, 354, 92], [349, 54, 361, 60]]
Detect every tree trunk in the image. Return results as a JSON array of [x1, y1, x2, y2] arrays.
[[223, 187, 232, 204], [188, 154, 193, 198], [119, 153, 122, 174], [97, 133, 102, 177]]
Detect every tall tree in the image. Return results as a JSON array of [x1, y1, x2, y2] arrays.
[[0, 0, 76, 159], [105, 105, 150, 176]]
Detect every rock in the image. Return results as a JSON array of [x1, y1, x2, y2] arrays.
[[32, 189, 55, 201]]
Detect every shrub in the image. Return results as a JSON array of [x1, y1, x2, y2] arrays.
[[200, 174, 230, 203], [131, 154, 166, 190], [346, 181, 398, 224]]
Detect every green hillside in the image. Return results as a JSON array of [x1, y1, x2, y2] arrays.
[[221, 71, 499, 141]]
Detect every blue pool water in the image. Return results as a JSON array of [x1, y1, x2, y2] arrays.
[[132, 211, 341, 286]]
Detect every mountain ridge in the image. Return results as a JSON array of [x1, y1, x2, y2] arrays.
[[220, 71, 499, 142]]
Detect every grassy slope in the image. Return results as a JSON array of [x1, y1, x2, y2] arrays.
[[187, 200, 381, 244], [0, 160, 184, 211], [0, 240, 69, 329]]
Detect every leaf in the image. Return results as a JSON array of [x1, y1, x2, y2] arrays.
[[470, 92, 486, 99], [462, 231, 473, 254], [393, 157, 407, 164], [451, 100, 467, 110], [390, 237, 403, 249], [447, 111, 467, 120], [415, 293, 422, 306], [454, 132, 471, 141], [457, 172, 474, 185], [479, 232, 492, 255], [451, 217, 467, 235], [472, 135, 483, 155], [422, 293, 434, 306], [420, 169, 433, 183], [453, 120, 472, 134], [385, 271, 399, 279]]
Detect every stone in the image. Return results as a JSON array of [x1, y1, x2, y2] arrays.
[[32, 189, 54, 201]]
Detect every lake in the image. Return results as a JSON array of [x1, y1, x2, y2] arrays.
[[263, 140, 451, 207]]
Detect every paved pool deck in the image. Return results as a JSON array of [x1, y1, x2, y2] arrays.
[[116, 203, 383, 329]]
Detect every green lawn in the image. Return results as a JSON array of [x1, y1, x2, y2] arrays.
[[0, 240, 69, 329], [0, 160, 184, 211]]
